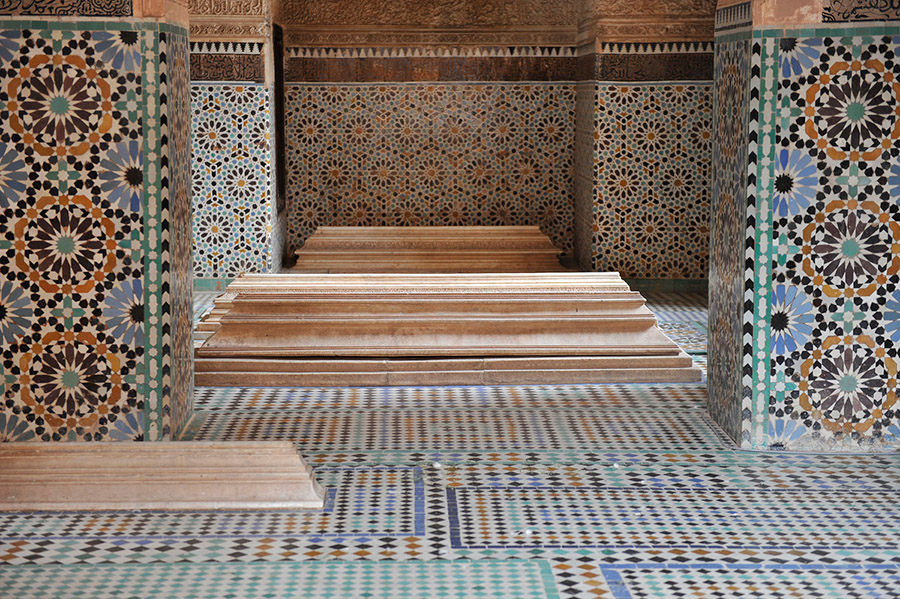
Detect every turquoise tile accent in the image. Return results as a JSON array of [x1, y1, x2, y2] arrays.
[[193, 278, 234, 292], [0, 561, 560, 599]]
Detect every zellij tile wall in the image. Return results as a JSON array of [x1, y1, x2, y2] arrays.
[[578, 83, 713, 279], [710, 2, 900, 450], [191, 83, 278, 278], [284, 83, 577, 256], [709, 19, 751, 444], [0, 21, 193, 441]]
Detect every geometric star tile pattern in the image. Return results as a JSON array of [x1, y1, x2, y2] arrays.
[[191, 84, 276, 278], [768, 33, 900, 449], [284, 83, 577, 255], [711, 23, 900, 451], [588, 84, 713, 279], [0, 27, 143, 442], [0, 21, 192, 441]]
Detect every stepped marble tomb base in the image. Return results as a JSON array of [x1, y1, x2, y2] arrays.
[[195, 271, 700, 386], [291, 225, 568, 273]]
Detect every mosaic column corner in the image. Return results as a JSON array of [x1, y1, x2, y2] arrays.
[[713, 9, 900, 451], [0, 18, 193, 442]]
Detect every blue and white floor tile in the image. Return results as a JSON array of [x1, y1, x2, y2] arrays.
[[192, 290, 221, 325], [643, 291, 708, 323], [3, 293, 898, 597]]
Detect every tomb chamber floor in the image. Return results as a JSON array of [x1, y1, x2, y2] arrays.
[[1, 292, 898, 598]]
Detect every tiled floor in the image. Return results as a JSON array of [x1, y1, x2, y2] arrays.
[[193, 290, 220, 323], [3, 292, 899, 598]]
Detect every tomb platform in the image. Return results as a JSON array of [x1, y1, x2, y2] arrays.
[[291, 225, 568, 273], [194, 271, 700, 386]]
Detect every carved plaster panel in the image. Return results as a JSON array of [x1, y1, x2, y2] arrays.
[[579, 0, 717, 43], [280, 0, 577, 26], [187, 0, 717, 46], [190, 21, 268, 41], [189, 0, 265, 15], [280, 0, 577, 47], [284, 55, 576, 82], [0, 0, 131, 16], [593, 21, 715, 42], [190, 53, 265, 81], [189, 0, 269, 41], [823, 0, 900, 21], [588, 52, 714, 80], [284, 30, 577, 47]]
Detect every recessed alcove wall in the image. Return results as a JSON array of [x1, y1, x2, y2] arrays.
[[284, 80, 577, 255], [280, 49, 714, 279], [282, 52, 578, 257], [575, 81, 713, 278]]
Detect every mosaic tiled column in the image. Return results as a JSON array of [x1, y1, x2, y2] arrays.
[[0, 0, 193, 441], [189, 41, 285, 287], [709, 0, 900, 449]]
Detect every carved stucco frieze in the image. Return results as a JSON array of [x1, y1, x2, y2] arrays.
[[279, 0, 577, 26], [823, 0, 893, 22], [189, 0, 269, 41], [0, 0, 131, 16], [190, 21, 268, 40], [592, 20, 715, 42], [190, 53, 265, 81], [189, 0, 716, 45], [189, 0, 265, 15], [597, 0, 714, 17], [284, 30, 576, 47], [279, 0, 578, 47], [579, 0, 716, 43]]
